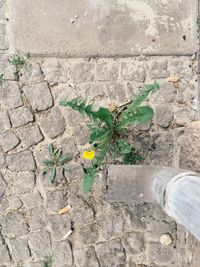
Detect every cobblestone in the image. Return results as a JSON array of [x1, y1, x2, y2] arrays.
[[53, 241, 73, 267], [121, 62, 146, 82], [9, 107, 34, 128], [23, 82, 53, 112], [10, 171, 35, 195], [10, 237, 30, 262], [123, 232, 145, 255], [70, 62, 95, 83], [7, 150, 36, 171], [153, 105, 174, 128], [74, 246, 99, 267], [0, 236, 11, 265], [20, 191, 42, 209], [0, 82, 22, 109], [0, 131, 19, 152], [0, 111, 11, 132], [0, 24, 8, 50]]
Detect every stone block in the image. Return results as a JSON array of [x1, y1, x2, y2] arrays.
[[105, 82, 127, 104], [53, 242, 73, 267], [147, 242, 173, 265], [74, 246, 99, 267], [149, 60, 170, 79], [10, 237, 30, 262], [0, 131, 19, 152], [0, 111, 11, 132], [29, 206, 46, 231], [41, 58, 67, 83], [174, 107, 196, 126], [78, 223, 100, 245], [149, 80, 176, 104], [48, 215, 71, 241], [121, 62, 146, 82], [97, 61, 119, 81], [23, 82, 53, 112], [70, 62, 95, 83], [153, 104, 174, 128], [46, 190, 68, 213], [9, 107, 34, 128], [17, 124, 43, 149], [122, 232, 145, 255], [7, 150, 36, 171], [11, 171, 35, 195], [20, 61, 44, 83], [0, 23, 8, 50], [20, 191, 42, 209], [0, 236, 11, 265], [40, 106, 66, 139], [0, 82, 22, 109], [10, 0, 198, 55]]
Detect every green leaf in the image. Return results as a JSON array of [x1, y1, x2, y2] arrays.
[[59, 155, 72, 164], [95, 107, 114, 128], [48, 144, 54, 157], [49, 167, 56, 183], [89, 128, 110, 143], [83, 167, 97, 193], [116, 139, 132, 155], [123, 151, 143, 165], [43, 159, 54, 166], [43, 256, 53, 267]]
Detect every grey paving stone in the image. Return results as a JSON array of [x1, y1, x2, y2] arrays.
[[29, 230, 51, 260], [9, 106, 34, 128], [10, 237, 30, 262], [0, 82, 22, 109], [20, 191, 42, 209], [121, 62, 146, 82], [17, 124, 43, 149], [0, 111, 11, 132], [0, 0, 6, 20], [20, 61, 44, 83], [97, 61, 119, 81], [57, 137, 78, 158], [78, 82, 106, 99], [78, 223, 100, 245], [10, 0, 197, 56], [46, 190, 68, 212], [149, 80, 176, 104], [11, 171, 35, 195], [49, 215, 71, 241], [147, 242, 173, 265], [122, 232, 145, 255], [149, 60, 170, 79], [70, 62, 95, 83], [74, 246, 99, 267], [174, 107, 196, 126], [0, 172, 6, 198], [7, 150, 36, 171], [0, 54, 15, 80], [40, 106, 66, 139], [105, 82, 127, 103], [2, 212, 29, 238], [0, 147, 5, 168], [0, 236, 11, 265], [23, 82, 53, 112], [0, 131, 19, 152], [96, 239, 126, 267], [153, 104, 174, 128], [29, 206, 46, 231], [0, 23, 8, 50], [53, 241, 73, 267], [41, 58, 67, 83]]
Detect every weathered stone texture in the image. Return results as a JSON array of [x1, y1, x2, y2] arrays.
[[0, 111, 11, 132], [74, 246, 99, 267], [0, 23, 8, 50], [29, 230, 51, 259], [23, 82, 53, 112], [70, 62, 95, 83], [17, 124, 43, 149], [0, 131, 19, 152], [10, 237, 30, 262], [0, 82, 22, 109], [7, 150, 36, 171], [0, 236, 11, 264], [53, 242, 73, 267], [10, 171, 35, 195], [9, 107, 34, 128], [20, 191, 42, 209]]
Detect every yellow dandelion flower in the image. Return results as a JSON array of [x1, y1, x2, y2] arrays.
[[82, 150, 95, 160]]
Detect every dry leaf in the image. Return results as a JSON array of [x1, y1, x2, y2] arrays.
[[167, 76, 180, 83]]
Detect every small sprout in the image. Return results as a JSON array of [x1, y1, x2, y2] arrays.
[[8, 53, 30, 80], [43, 256, 53, 267], [43, 144, 72, 183], [0, 74, 4, 86], [58, 204, 71, 215]]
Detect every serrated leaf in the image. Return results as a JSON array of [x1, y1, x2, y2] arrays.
[[123, 151, 143, 165], [116, 139, 132, 155], [95, 107, 114, 128], [49, 167, 56, 183], [89, 128, 110, 143], [83, 167, 97, 193]]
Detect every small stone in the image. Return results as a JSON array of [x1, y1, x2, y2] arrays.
[[23, 82, 53, 112], [7, 150, 36, 171], [53, 242, 73, 267], [121, 62, 146, 82], [160, 234, 173, 246], [97, 61, 119, 81], [147, 242, 173, 264], [9, 106, 34, 128], [74, 246, 99, 267], [41, 59, 66, 83], [57, 137, 78, 158], [2, 212, 28, 238], [29, 230, 51, 260], [96, 239, 126, 267], [20, 61, 44, 83], [0, 111, 11, 132], [20, 191, 42, 209], [180, 121, 200, 172], [17, 124, 43, 149], [29, 206, 46, 231], [11, 171, 35, 195], [149, 60, 170, 79], [10, 237, 30, 262], [40, 106, 66, 139], [70, 62, 95, 83], [0, 81, 22, 109], [153, 105, 174, 128], [0, 236, 11, 264], [0, 131, 20, 152], [123, 232, 145, 255]]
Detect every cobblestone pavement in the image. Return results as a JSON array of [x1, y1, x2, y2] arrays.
[[0, 1, 200, 267]]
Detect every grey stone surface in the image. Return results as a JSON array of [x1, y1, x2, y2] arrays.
[[147, 242, 173, 265], [74, 246, 100, 267], [20, 191, 42, 209], [21, 62, 44, 83], [0, 236, 11, 265], [46, 190, 68, 212], [11, 171, 35, 195], [97, 60, 119, 81], [123, 232, 145, 254], [10, 0, 197, 56], [0, 148, 5, 168], [149, 60, 170, 79], [0, 131, 19, 152], [0, 23, 8, 50], [29, 230, 51, 259], [53, 241, 73, 267], [23, 82, 53, 112], [0, 82, 22, 109], [49, 215, 71, 241], [70, 62, 95, 83], [29, 206, 46, 231], [0, 172, 6, 198], [41, 58, 67, 83], [153, 105, 174, 128], [0, 111, 11, 132], [10, 237, 30, 262], [121, 62, 146, 82], [17, 124, 43, 149], [9, 106, 34, 128], [40, 106, 66, 139], [7, 150, 36, 171], [2, 212, 29, 238]]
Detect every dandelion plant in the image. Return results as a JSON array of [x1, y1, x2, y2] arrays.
[[43, 144, 71, 183], [60, 82, 159, 192]]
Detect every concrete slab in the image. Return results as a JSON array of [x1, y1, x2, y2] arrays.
[[10, 0, 198, 57]]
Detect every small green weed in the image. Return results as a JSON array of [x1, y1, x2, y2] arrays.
[[43, 144, 71, 183], [0, 74, 4, 86], [60, 82, 159, 192], [8, 53, 30, 80], [43, 256, 53, 267]]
